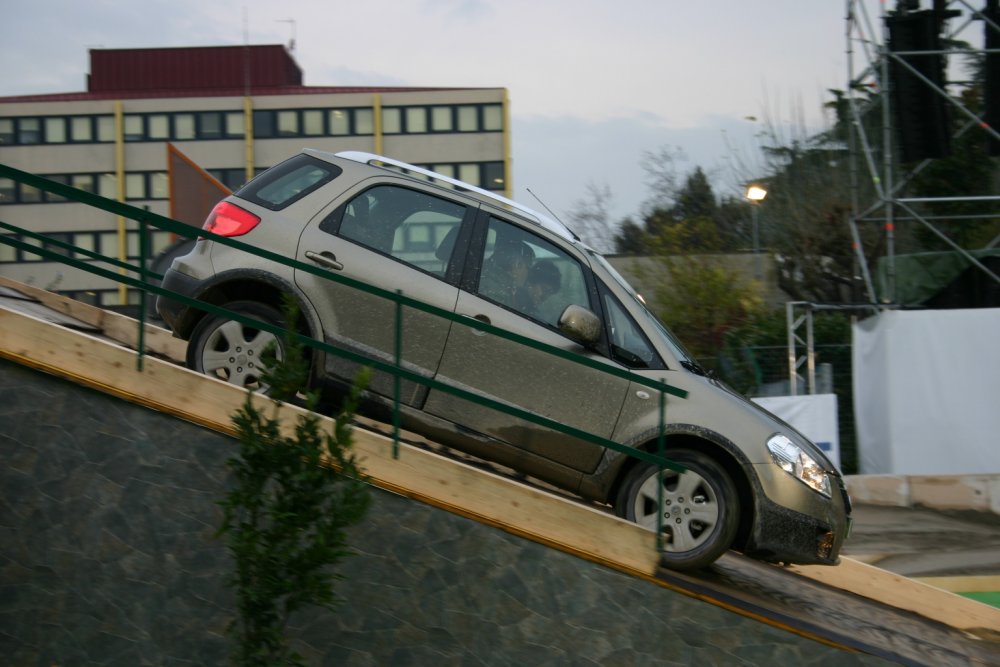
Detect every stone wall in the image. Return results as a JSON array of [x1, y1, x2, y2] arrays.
[[0, 359, 885, 666]]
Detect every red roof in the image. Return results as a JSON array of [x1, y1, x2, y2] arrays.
[[89, 45, 302, 92], [0, 45, 481, 102]]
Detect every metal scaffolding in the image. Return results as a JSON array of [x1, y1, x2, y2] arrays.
[[844, 0, 1000, 304]]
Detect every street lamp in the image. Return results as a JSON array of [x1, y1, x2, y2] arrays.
[[745, 184, 768, 278]]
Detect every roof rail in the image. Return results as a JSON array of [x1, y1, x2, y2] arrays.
[[333, 150, 577, 242]]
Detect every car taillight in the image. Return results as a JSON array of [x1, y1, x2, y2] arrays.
[[203, 201, 261, 237]]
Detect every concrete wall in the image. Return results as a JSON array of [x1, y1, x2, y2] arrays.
[[0, 359, 885, 666]]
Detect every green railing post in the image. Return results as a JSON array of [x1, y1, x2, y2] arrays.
[[392, 290, 403, 459], [136, 209, 149, 371], [656, 382, 667, 553]]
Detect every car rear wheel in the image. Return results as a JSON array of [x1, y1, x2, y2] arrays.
[[615, 449, 739, 571], [186, 301, 286, 392]]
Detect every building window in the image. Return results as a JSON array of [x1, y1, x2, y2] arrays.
[[0, 178, 14, 203], [70, 116, 93, 142], [198, 112, 223, 139], [253, 110, 276, 138], [175, 114, 196, 140], [0, 236, 16, 262], [458, 163, 479, 186], [150, 172, 169, 199], [71, 174, 95, 193], [277, 110, 299, 136], [355, 108, 374, 135], [431, 106, 453, 132], [382, 108, 402, 134], [123, 115, 144, 141], [457, 106, 477, 132], [405, 107, 427, 133], [97, 116, 115, 142], [18, 118, 41, 144], [483, 104, 503, 131], [125, 173, 146, 200], [0, 118, 13, 144], [329, 109, 349, 135], [99, 174, 117, 200], [225, 111, 245, 137], [44, 117, 67, 143], [482, 162, 505, 190], [303, 109, 324, 136], [148, 114, 170, 140]]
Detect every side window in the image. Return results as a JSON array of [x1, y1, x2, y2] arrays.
[[334, 185, 466, 277], [477, 217, 590, 328], [602, 292, 659, 369], [237, 154, 342, 210]]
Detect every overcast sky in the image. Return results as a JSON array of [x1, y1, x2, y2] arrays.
[[1, 1, 876, 239]]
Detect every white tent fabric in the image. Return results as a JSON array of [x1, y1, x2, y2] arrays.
[[852, 308, 1000, 474]]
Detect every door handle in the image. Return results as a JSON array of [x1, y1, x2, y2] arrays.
[[469, 313, 490, 336], [305, 250, 344, 271]]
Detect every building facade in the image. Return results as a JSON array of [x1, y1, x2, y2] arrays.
[[0, 45, 510, 308]]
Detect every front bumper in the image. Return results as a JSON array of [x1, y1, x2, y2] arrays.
[[744, 477, 852, 565]]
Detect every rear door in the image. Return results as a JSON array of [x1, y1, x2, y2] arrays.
[[422, 213, 631, 473], [295, 180, 475, 405]]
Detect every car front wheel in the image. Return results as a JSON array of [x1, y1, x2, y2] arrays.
[[186, 301, 286, 392], [615, 448, 739, 571]]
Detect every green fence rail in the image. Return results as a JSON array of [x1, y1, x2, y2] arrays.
[[0, 162, 689, 548]]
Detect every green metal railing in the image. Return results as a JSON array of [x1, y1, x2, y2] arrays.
[[0, 162, 689, 548]]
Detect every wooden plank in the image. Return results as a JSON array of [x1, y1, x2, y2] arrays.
[[0, 275, 185, 362], [791, 559, 1000, 634]]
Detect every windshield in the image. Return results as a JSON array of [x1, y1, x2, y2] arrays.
[[590, 251, 697, 365]]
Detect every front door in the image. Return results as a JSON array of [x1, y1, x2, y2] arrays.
[[423, 215, 630, 473]]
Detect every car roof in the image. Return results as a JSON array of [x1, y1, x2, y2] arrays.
[[301, 148, 579, 244]]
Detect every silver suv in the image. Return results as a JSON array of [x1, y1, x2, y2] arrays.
[[157, 150, 851, 570]]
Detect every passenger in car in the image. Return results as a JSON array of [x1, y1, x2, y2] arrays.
[[479, 240, 534, 307], [515, 259, 562, 320]]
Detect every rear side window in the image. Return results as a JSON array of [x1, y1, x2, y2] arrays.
[[236, 154, 342, 211], [322, 185, 467, 278]]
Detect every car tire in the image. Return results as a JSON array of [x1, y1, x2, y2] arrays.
[[615, 448, 739, 571], [186, 301, 286, 392]]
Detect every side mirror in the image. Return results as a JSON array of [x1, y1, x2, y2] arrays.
[[558, 304, 602, 347]]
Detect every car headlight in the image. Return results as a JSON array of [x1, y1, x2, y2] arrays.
[[767, 434, 831, 497]]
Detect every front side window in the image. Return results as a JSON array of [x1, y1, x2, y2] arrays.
[[602, 291, 660, 369], [477, 217, 589, 328], [328, 185, 466, 277]]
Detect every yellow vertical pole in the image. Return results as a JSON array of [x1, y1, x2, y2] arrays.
[[244, 96, 254, 182], [114, 100, 127, 305], [502, 88, 512, 198], [372, 93, 383, 155]]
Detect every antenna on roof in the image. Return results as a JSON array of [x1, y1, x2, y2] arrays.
[[277, 18, 297, 52], [525, 188, 565, 225]]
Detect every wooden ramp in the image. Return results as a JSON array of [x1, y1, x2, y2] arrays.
[[1, 277, 998, 652]]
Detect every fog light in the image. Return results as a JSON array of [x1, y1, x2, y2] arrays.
[[817, 530, 835, 559]]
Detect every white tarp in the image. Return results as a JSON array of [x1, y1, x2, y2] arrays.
[[752, 394, 841, 471], [852, 308, 1000, 474]]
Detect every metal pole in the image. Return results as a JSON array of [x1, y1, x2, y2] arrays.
[[752, 205, 762, 279]]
